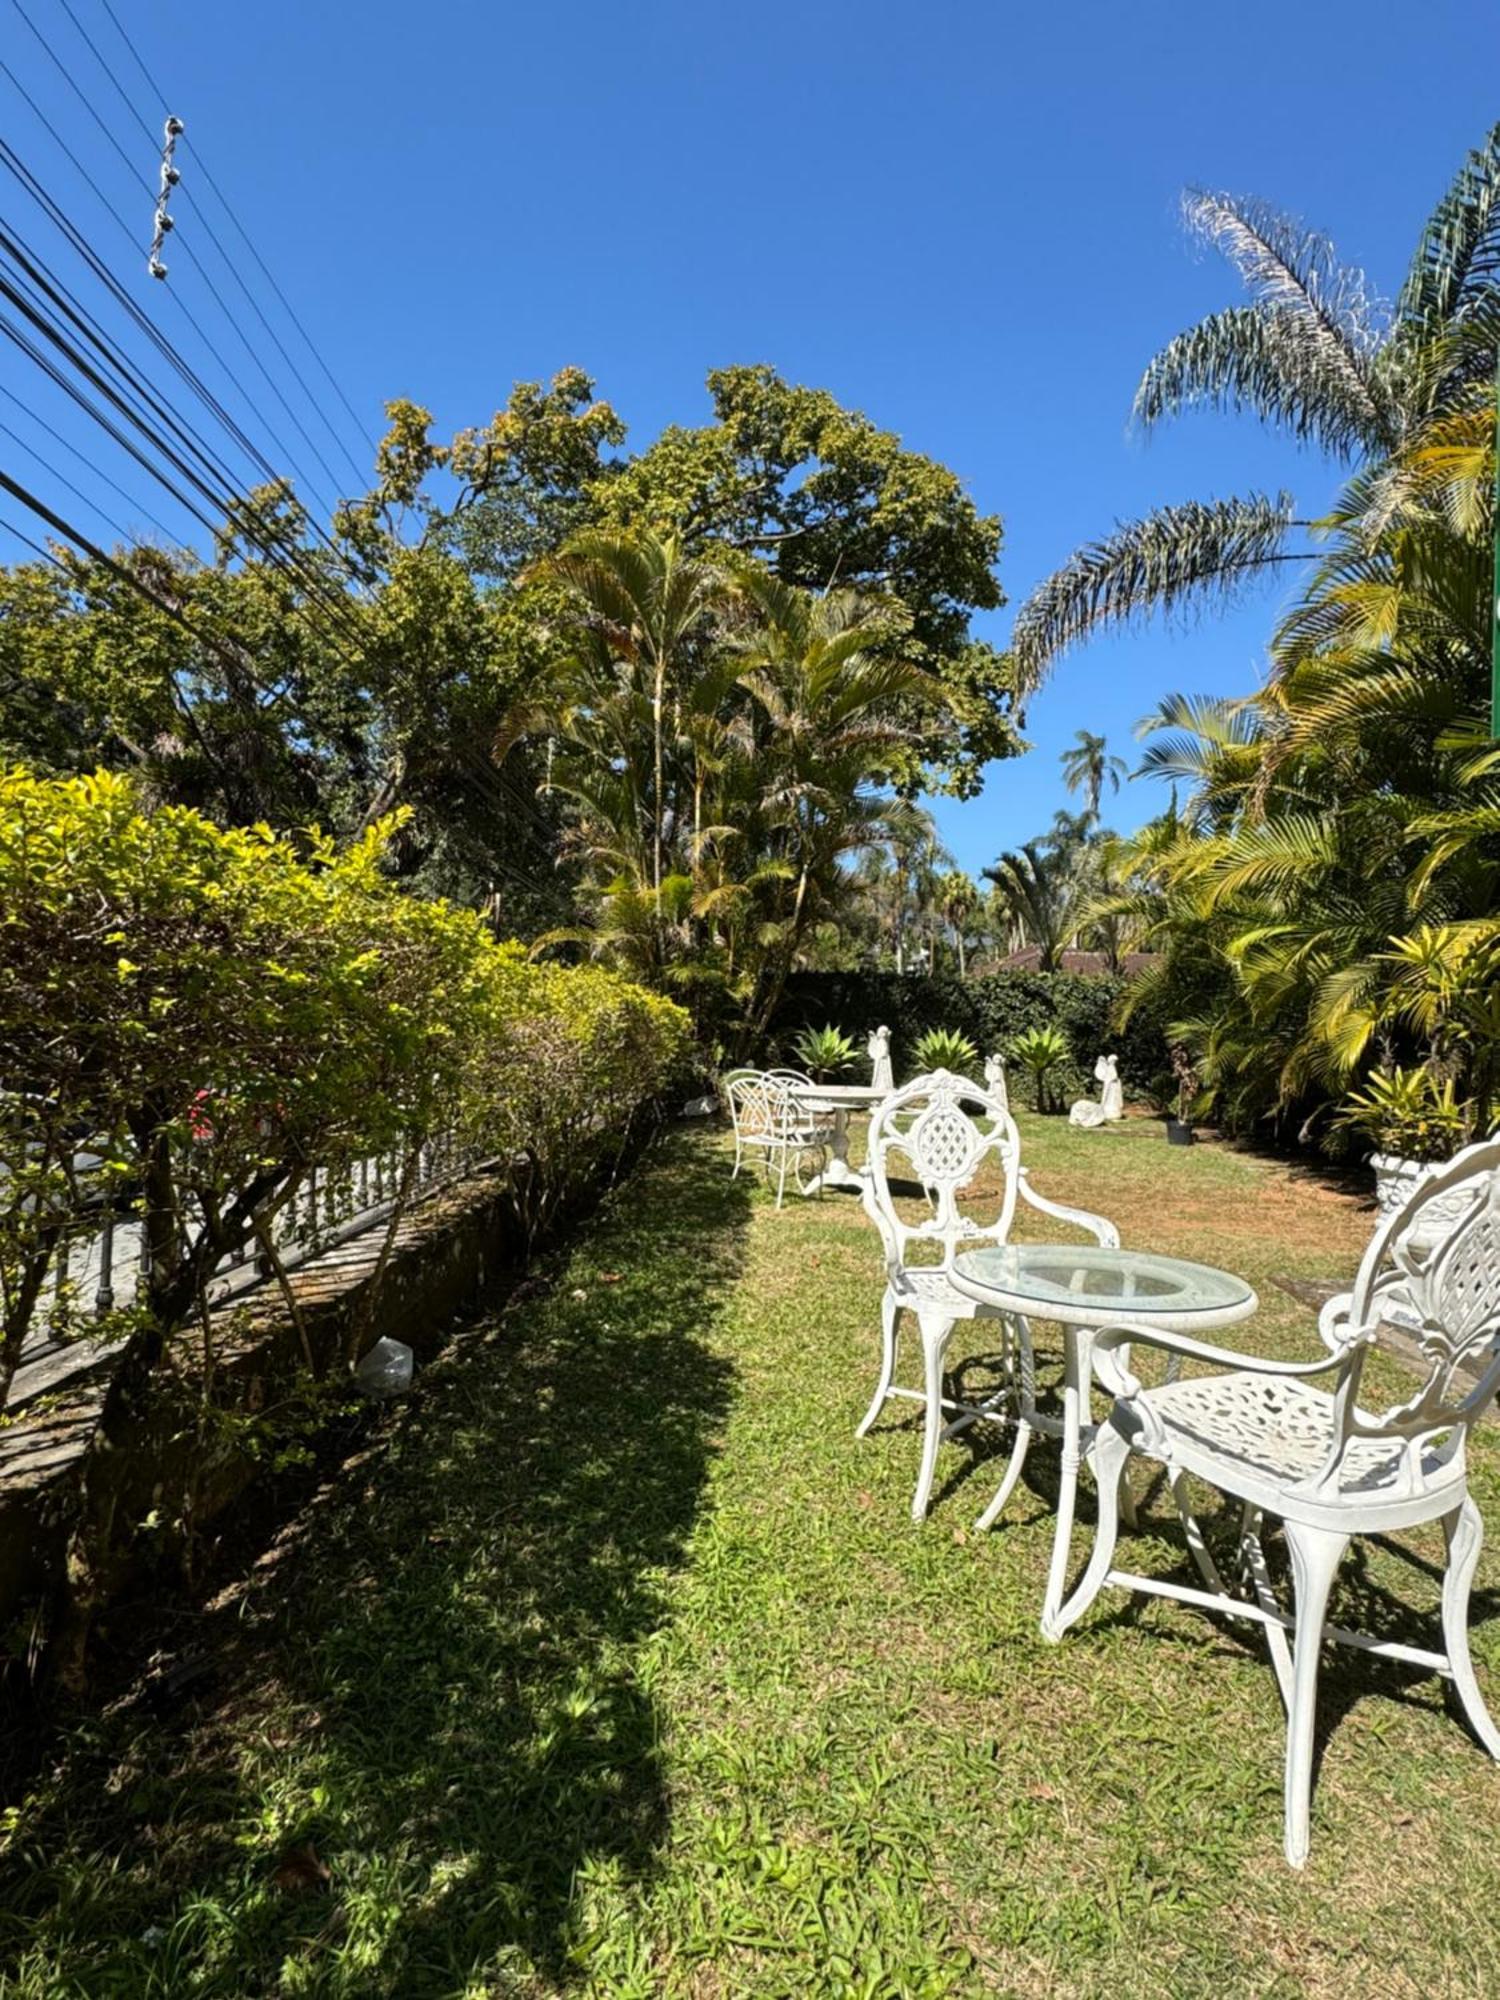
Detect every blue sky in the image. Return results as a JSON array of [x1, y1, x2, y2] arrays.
[[3, 0, 1497, 871]]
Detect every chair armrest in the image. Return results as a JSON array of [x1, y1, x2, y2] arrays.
[[1016, 1170, 1120, 1248], [1090, 1319, 1369, 1399]]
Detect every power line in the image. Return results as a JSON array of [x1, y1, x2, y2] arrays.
[[53, 0, 368, 489], [0, 221, 374, 657], [0, 128, 374, 610], [5, 0, 345, 520], [93, 0, 378, 460], [1, 414, 152, 549], [0, 378, 184, 544]]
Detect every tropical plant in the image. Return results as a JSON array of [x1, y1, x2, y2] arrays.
[[793, 1025, 860, 1081], [1060, 730, 1128, 820], [938, 869, 981, 977], [1012, 126, 1500, 686], [1015, 128, 1500, 1150], [983, 812, 1100, 971], [1334, 1067, 1468, 1164], [910, 1027, 980, 1077], [1009, 1024, 1070, 1112]]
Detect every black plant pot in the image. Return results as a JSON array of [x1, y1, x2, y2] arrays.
[[1165, 1117, 1195, 1146]]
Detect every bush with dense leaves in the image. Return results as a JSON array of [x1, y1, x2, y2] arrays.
[[0, 767, 688, 1680], [766, 970, 1169, 1102]]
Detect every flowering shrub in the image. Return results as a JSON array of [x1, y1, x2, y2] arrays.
[[0, 767, 687, 1680]]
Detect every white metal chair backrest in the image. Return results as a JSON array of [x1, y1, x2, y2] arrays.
[[725, 1069, 773, 1140], [1314, 1137, 1500, 1494], [760, 1072, 821, 1142], [861, 1068, 1020, 1281]]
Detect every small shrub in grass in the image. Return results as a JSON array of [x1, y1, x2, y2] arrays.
[[1010, 1024, 1070, 1112], [909, 1026, 979, 1077], [791, 1025, 860, 1081]]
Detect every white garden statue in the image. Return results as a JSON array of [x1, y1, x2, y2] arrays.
[[868, 1024, 894, 1094], [984, 1052, 1008, 1115], [1069, 1054, 1123, 1129]]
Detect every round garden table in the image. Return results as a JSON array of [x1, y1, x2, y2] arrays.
[[788, 1082, 890, 1195], [948, 1243, 1257, 1638]]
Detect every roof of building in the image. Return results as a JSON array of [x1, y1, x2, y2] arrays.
[[993, 946, 1159, 978]]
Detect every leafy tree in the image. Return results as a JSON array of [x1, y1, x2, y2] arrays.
[[593, 366, 1015, 792]]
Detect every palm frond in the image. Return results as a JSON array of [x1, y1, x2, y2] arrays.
[[1012, 492, 1299, 685]]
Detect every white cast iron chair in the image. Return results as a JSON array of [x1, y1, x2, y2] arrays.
[[722, 1068, 764, 1180], [1052, 1136, 1500, 1868], [858, 1068, 1121, 1521]]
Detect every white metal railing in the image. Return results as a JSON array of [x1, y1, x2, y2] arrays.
[[22, 1131, 478, 1354]]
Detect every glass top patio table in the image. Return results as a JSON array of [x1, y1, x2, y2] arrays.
[[951, 1243, 1256, 1331]]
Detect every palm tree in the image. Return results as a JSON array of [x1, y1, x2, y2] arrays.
[[1059, 730, 1128, 819], [939, 869, 980, 977], [732, 574, 939, 1034], [983, 840, 1080, 972], [532, 529, 732, 897], [1011, 127, 1500, 688]]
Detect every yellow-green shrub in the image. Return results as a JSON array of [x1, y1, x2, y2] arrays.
[[0, 767, 687, 1677]]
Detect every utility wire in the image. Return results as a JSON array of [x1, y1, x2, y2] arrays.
[[55, 0, 368, 487], [0, 220, 373, 656], [1, 414, 151, 548], [95, 0, 378, 457], [0, 378, 184, 544], [5, 0, 345, 520], [0, 126, 373, 607]]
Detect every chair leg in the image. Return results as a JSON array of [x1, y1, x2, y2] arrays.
[[1281, 1522, 1348, 1869], [1171, 1470, 1228, 1597], [1050, 1421, 1130, 1639], [731, 1132, 743, 1178], [911, 1309, 953, 1522], [857, 1294, 900, 1437], [775, 1146, 789, 1209], [974, 1315, 1034, 1531], [1442, 1499, 1500, 1759]]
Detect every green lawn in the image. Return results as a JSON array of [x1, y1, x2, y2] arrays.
[[3, 1113, 1498, 1997]]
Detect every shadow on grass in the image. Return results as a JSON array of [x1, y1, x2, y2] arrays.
[[0, 1127, 749, 1998]]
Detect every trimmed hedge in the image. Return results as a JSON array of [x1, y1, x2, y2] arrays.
[[765, 969, 1170, 1102]]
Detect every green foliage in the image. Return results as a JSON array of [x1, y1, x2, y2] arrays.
[[591, 365, 1016, 793], [792, 1025, 860, 1081], [0, 766, 686, 1680], [1009, 1025, 1072, 1112], [909, 1027, 980, 1077], [769, 968, 1169, 1102], [1334, 1067, 1469, 1163], [1014, 126, 1500, 1152]]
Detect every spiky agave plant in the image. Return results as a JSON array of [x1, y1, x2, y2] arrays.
[[792, 1024, 859, 1082], [1009, 1025, 1071, 1113], [910, 1026, 980, 1079]]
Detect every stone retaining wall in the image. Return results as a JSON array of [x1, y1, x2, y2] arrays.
[[0, 1167, 518, 1634]]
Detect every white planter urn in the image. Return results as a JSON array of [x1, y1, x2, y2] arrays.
[[1370, 1151, 1473, 1250]]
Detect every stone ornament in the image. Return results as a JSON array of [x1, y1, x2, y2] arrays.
[[1069, 1054, 1123, 1128]]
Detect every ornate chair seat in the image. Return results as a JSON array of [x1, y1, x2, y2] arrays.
[[1128, 1372, 1464, 1514]]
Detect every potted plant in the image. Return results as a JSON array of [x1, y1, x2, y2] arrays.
[[1336, 1067, 1470, 1233], [910, 1026, 980, 1078], [1009, 1025, 1069, 1114], [1166, 1044, 1199, 1145], [791, 1024, 859, 1084]]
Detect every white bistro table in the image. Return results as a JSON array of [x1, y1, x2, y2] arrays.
[[788, 1082, 890, 1195], [948, 1243, 1257, 1638]]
